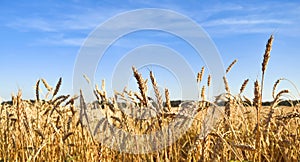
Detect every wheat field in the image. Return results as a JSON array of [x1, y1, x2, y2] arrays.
[[0, 35, 299, 161]]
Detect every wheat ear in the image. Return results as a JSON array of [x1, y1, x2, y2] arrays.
[[165, 88, 171, 111], [132, 66, 148, 107], [197, 66, 205, 83], [226, 59, 237, 73], [36, 79, 40, 102], [261, 35, 274, 98], [201, 86, 206, 100], [53, 77, 62, 98], [207, 75, 211, 87], [272, 78, 283, 99], [150, 71, 163, 112], [41, 78, 52, 91], [239, 79, 249, 94], [262, 35, 273, 74]]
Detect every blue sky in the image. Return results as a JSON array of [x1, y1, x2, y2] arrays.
[[0, 0, 300, 102]]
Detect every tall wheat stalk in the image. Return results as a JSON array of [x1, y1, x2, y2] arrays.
[[254, 80, 262, 161], [261, 35, 274, 99]]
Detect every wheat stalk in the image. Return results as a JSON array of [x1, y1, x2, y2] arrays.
[[239, 79, 249, 94], [101, 80, 107, 100], [233, 144, 255, 151], [264, 89, 289, 137], [83, 74, 91, 84], [134, 92, 143, 106], [149, 71, 163, 112], [226, 59, 237, 73], [41, 78, 52, 91], [222, 76, 231, 121], [253, 80, 261, 160], [62, 132, 74, 142], [34, 129, 44, 140], [272, 78, 282, 99], [254, 80, 261, 116], [223, 76, 230, 93], [36, 79, 40, 102], [261, 35, 274, 99], [262, 35, 274, 74], [207, 75, 211, 87], [197, 66, 205, 83], [225, 98, 232, 120], [53, 95, 70, 107], [64, 95, 79, 107], [53, 77, 62, 98], [276, 112, 300, 120], [165, 88, 171, 111], [201, 86, 206, 100], [132, 66, 148, 107]]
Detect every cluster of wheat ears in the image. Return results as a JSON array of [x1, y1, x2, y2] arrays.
[[0, 35, 299, 161]]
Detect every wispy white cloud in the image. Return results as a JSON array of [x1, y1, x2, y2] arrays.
[[200, 3, 243, 13], [7, 18, 56, 32], [39, 37, 85, 46], [196, 2, 300, 36], [31, 9, 216, 47], [203, 18, 291, 27], [6, 6, 123, 32], [5, 1, 300, 47]]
